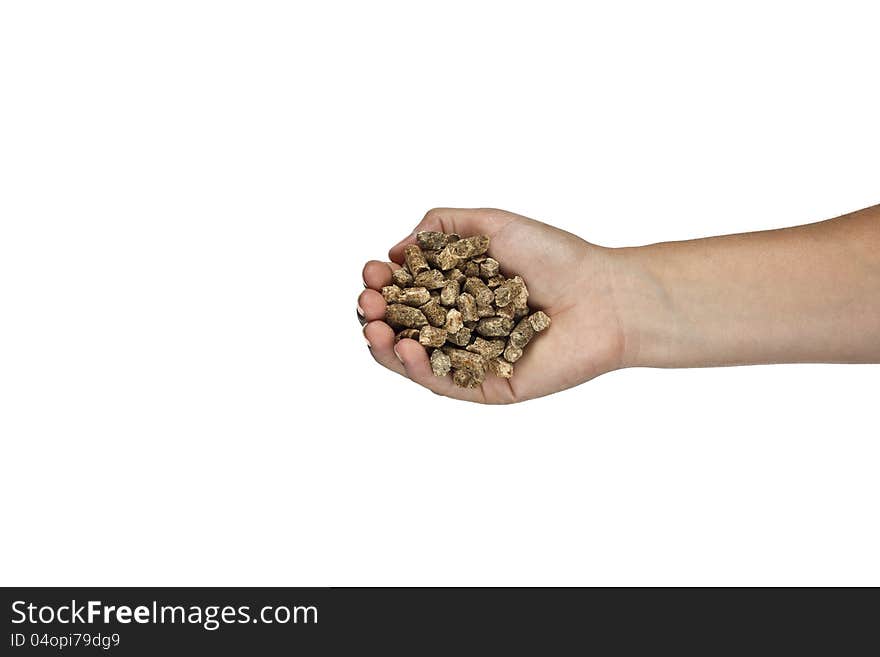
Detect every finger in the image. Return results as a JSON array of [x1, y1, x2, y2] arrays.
[[362, 260, 399, 291], [389, 208, 516, 263], [393, 338, 486, 403], [364, 320, 407, 377], [358, 288, 386, 322], [388, 234, 417, 265]]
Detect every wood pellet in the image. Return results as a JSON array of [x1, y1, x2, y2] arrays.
[[384, 232, 551, 388]]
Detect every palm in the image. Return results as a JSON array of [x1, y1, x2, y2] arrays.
[[360, 208, 625, 403]]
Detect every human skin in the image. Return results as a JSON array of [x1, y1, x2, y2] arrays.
[[358, 205, 880, 404]]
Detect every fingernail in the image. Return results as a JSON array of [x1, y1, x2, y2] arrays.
[[393, 345, 404, 364], [363, 331, 372, 348], [357, 304, 365, 318]]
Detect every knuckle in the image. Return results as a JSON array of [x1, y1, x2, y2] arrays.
[[422, 207, 447, 224]]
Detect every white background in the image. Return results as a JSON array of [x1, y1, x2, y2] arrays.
[[1, 1, 878, 586]]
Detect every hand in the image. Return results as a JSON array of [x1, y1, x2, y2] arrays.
[[358, 208, 628, 403]]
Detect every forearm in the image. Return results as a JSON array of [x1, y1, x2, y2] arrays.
[[611, 205, 880, 368]]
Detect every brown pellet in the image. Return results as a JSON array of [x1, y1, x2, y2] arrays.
[[449, 235, 490, 259], [446, 268, 466, 283], [440, 279, 460, 306], [436, 246, 462, 270], [419, 325, 447, 348], [423, 250, 441, 269], [431, 348, 452, 376], [444, 308, 463, 334], [503, 344, 523, 363], [457, 292, 479, 323], [385, 304, 428, 329], [444, 347, 487, 377], [462, 261, 480, 278], [447, 326, 472, 347], [382, 285, 402, 303], [404, 244, 429, 275], [413, 269, 447, 290], [399, 287, 431, 306], [529, 311, 551, 333], [509, 317, 535, 349], [391, 268, 413, 287], [464, 277, 494, 308], [379, 232, 550, 388], [494, 277, 523, 307], [419, 298, 447, 328], [495, 302, 516, 320], [475, 316, 514, 337], [488, 357, 514, 378], [395, 329, 420, 342], [479, 258, 500, 278], [466, 337, 506, 359], [416, 231, 449, 250]]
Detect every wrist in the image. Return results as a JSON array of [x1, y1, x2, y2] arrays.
[[606, 244, 679, 369]]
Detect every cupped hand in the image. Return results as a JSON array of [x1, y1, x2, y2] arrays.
[[359, 208, 627, 403]]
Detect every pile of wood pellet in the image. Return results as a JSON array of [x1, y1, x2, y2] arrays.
[[382, 231, 550, 388]]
